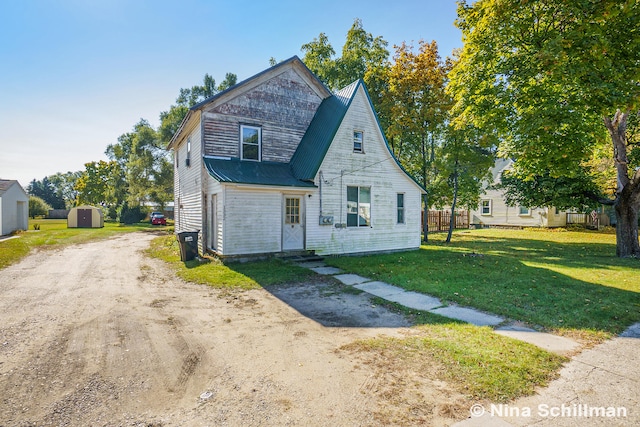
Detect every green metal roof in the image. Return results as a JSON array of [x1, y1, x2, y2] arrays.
[[289, 81, 357, 180], [203, 78, 426, 193], [204, 157, 316, 187]]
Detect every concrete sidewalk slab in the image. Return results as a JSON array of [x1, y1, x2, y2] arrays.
[[501, 333, 640, 426], [310, 266, 342, 275], [354, 281, 407, 299], [621, 322, 640, 338], [333, 274, 370, 286], [430, 305, 504, 326], [385, 291, 442, 311], [495, 326, 580, 355]]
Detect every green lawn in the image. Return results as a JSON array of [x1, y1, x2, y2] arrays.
[[147, 235, 316, 290], [326, 228, 640, 337], [0, 218, 170, 270]]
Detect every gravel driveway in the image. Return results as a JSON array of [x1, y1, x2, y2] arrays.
[[0, 232, 464, 426]]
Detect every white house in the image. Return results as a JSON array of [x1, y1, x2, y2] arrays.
[[168, 56, 425, 258], [470, 159, 567, 228], [0, 180, 29, 236]]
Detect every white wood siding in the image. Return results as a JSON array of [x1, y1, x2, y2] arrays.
[[174, 113, 204, 246], [0, 182, 29, 236], [470, 188, 568, 227], [220, 186, 285, 256], [306, 86, 423, 255]]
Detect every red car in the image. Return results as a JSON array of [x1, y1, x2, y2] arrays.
[[151, 214, 167, 226]]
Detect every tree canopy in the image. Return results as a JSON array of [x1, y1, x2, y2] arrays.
[[449, 0, 640, 257]]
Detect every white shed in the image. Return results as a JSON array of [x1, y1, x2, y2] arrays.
[[0, 180, 29, 236]]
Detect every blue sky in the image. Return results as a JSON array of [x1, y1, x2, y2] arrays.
[[0, 0, 462, 187]]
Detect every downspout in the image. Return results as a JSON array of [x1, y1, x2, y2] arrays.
[[318, 171, 324, 219]]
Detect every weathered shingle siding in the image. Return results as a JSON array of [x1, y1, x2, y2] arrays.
[[306, 86, 423, 255], [202, 69, 323, 163]]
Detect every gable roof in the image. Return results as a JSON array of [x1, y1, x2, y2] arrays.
[[290, 80, 426, 193], [203, 157, 316, 188], [288, 81, 356, 180], [167, 56, 331, 150], [0, 180, 26, 197]]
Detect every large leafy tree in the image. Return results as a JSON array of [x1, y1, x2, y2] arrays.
[[301, 18, 390, 111], [449, 0, 640, 257], [75, 160, 121, 207]]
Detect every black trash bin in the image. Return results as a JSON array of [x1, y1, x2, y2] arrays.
[[177, 231, 199, 262]]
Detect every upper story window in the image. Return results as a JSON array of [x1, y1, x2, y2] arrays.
[[241, 125, 262, 161], [353, 130, 364, 153], [347, 186, 371, 227]]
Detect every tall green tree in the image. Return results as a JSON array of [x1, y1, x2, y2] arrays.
[[158, 72, 237, 146], [301, 19, 390, 110], [27, 177, 65, 209], [47, 171, 81, 209], [449, 0, 640, 257], [75, 160, 120, 206]]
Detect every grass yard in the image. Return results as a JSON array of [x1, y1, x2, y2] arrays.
[[326, 228, 640, 337], [0, 218, 171, 270], [147, 235, 316, 290], [147, 232, 572, 403]]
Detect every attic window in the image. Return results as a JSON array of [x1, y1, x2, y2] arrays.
[[241, 125, 261, 161], [353, 130, 364, 153]]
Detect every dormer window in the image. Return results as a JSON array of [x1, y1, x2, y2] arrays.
[[241, 125, 262, 161], [353, 130, 364, 153]]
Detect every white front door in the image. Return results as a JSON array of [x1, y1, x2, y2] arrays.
[[282, 196, 304, 251]]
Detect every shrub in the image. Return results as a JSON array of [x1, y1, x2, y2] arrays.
[[118, 202, 146, 224], [29, 196, 52, 219]]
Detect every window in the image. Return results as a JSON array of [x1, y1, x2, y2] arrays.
[[186, 137, 191, 167], [481, 199, 492, 215], [519, 206, 531, 216], [397, 193, 405, 224], [353, 130, 364, 153], [285, 197, 300, 224], [347, 186, 371, 227], [241, 125, 261, 161]]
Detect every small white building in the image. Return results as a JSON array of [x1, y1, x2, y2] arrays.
[[0, 180, 29, 236], [470, 159, 567, 228], [168, 56, 425, 258]]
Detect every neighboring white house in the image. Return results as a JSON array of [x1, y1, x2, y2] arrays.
[[0, 180, 29, 236], [470, 159, 567, 228], [168, 56, 426, 258]]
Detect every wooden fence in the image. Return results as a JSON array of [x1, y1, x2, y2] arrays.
[[566, 212, 609, 228], [423, 210, 470, 232]]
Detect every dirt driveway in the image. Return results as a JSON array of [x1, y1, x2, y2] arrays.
[[0, 232, 464, 426]]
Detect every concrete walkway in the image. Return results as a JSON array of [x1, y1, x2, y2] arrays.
[[298, 260, 579, 355], [297, 260, 640, 426]]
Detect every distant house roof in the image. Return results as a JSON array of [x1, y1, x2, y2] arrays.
[[203, 157, 316, 188]]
